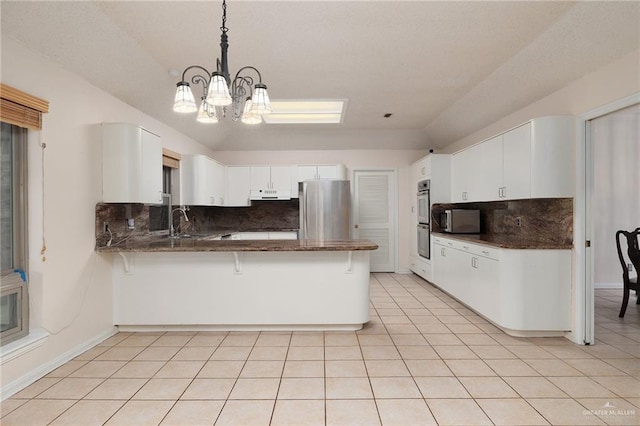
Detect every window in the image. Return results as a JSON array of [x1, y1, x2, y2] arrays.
[[1, 122, 29, 345]]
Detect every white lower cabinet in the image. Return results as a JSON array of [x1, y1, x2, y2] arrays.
[[409, 255, 431, 282], [432, 235, 571, 335]]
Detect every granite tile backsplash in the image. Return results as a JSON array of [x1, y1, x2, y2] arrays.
[[431, 198, 573, 247], [184, 200, 299, 234], [95, 200, 299, 247]]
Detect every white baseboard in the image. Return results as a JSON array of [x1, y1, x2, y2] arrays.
[[1, 326, 118, 401], [595, 282, 623, 289], [395, 268, 412, 274]]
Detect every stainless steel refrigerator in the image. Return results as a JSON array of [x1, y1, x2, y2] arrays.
[[299, 180, 351, 240]]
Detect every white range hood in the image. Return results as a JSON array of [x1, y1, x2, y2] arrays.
[[249, 189, 292, 200]]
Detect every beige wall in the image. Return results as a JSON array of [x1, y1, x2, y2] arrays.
[[440, 49, 640, 154], [1, 36, 213, 393]]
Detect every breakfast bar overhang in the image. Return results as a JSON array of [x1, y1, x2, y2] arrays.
[[98, 239, 378, 331]]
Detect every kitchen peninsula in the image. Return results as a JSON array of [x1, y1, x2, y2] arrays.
[[97, 237, 378, 331]]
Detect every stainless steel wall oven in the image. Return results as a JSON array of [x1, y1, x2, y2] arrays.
[[417, 179, 430, 259]]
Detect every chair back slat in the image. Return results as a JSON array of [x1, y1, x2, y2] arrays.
[[617, 228, 640, 278]]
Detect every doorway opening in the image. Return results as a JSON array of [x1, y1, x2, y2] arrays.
[[579, 96, 640, 345]]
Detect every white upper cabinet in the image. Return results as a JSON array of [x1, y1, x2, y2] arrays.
[[415, 157, 430, 179], [249, 166, 294, 197], [476, 135, 504, 201], [296, 164, 347, 181], [451, 148, 476, 202], [502, 122, 532, 200], [102, 123, 163, 204], [529, 116, 575, 198], [225, 166, 251, 207], [181, 154, 226, 206], [451, 116, 575, 202], [411, 154, 451, 202]]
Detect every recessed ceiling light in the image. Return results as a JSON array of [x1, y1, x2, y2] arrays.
[[263, 100, 347, 124]]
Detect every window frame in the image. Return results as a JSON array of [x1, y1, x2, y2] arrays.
[[0, 123, 29, 345]]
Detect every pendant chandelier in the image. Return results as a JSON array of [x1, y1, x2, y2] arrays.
[[172, 0, 271, 124]]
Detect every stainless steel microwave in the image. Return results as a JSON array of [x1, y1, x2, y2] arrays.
[[440, 209, 480, 234]]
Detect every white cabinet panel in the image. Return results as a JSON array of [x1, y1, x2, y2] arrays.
[[211, 161, 226, 206], [317, 165, 345, 179], [250, 166, 293, 193], [467, 254, 500, 323], [415, 158, 430, 179], [297, 166, 317, 182], [476, 135, 503, 201], [102, 123, 163, 204], [270, 166, 293, 192], [529, 116, 575, 198], [139, 129, 163, 204], [451, 148, 474, 202], [226, 166, 251, 207], [296, 165, 347, 181], [502, 122, 531, 200], [450, 116, 575, 203], [250, 166, 271, 190], [181, 154, 225, 206], [431, 235, 571, 335]]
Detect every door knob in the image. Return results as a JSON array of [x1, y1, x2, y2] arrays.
[[355, 224, 359, 229]]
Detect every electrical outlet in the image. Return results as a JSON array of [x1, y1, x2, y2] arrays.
[[103, 222, 109, 232], [515, 217, 522, 227]]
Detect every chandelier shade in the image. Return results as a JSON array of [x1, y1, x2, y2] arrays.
[[172, 0, 272, 123], [173, 82, 197, 113], [197, 98, 219, 123], [206, 72, 233, 107], [251, 84, 272, 114], [241, 97, 262, 124]]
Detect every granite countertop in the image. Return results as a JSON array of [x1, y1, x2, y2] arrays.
[[431, 232, 572, 249], [96, 236, 378, 253]]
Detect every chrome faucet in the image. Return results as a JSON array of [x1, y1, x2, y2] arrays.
[[170, 206, 190, 237]]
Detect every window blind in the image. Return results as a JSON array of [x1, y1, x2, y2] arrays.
[[0, 84, 49, 130], [162, 148, 181, 168]]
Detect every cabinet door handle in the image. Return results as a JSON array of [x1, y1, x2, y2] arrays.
[[463, 245, 469, 250], [447, 242, 453, 246], [502, 187, 507, 198], [482, 250, 490, 255]]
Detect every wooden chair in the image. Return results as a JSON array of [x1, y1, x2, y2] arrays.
[[615, 227, 640, 318]]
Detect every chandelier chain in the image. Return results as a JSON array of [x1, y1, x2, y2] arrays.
[[220, 0, 228, 33]]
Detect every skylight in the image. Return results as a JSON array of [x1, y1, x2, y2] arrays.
[[262, 100, 347, 124]]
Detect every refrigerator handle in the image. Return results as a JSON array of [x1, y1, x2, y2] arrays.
[[303, 189, 308, 239]]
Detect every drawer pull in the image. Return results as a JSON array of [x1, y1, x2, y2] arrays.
[[482, 250, 490, 255], [463, 245, 469, 250]]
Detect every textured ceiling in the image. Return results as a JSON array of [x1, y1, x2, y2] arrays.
[[1, 1, 639, 150]]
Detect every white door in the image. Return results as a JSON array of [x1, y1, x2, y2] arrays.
[[353, 170, 395, 272]]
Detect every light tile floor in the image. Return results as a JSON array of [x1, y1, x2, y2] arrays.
[[2, 273, 639, 425]]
